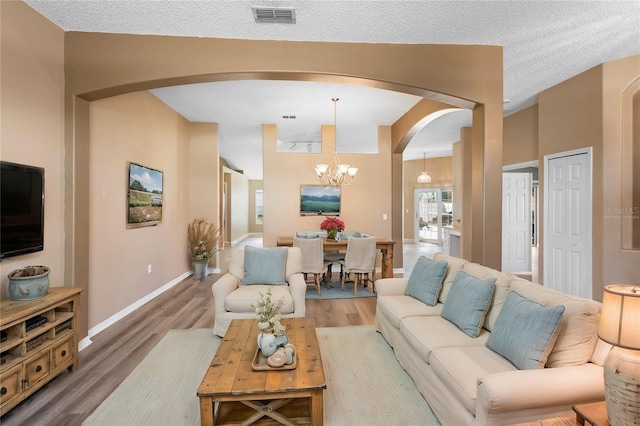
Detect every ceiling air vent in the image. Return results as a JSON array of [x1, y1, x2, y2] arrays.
[[252, 7, 296, 24]]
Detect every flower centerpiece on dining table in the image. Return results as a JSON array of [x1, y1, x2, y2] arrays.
[[252, 288, 288, 356], [320, 217, 345, 240]]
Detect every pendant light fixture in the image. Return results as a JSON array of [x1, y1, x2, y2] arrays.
[[315, 98, 358, 187], [417, 152, 432, 183]]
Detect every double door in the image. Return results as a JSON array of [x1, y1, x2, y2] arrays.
[[415, 188, 453, 244]]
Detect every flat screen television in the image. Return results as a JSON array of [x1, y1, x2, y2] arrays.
[[0, 161, 45, 259], [300, 185, 340, 216], [127, 162, 163, 228]]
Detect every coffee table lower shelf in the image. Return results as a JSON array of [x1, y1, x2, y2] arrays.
[[214, 397, 313, 426]]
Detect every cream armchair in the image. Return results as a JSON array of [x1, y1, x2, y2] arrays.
[[212, 246, 306, 337]]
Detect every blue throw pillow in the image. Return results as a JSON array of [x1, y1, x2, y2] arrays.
[[440, 271, 496, 337], [242, 246, 288, 285], [486, 291, 565, 370], [404, 256, 448, 306]]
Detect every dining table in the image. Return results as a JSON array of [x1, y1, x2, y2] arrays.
[[277, 236, 396, 279]]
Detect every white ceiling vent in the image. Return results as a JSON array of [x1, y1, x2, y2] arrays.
[[252, 7, 296, 24]]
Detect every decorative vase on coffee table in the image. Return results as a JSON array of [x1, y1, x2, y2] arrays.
[[257, 330, 289, 356], [257, 330, 278, 356]]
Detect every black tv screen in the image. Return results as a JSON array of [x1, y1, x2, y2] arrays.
[[0, 161, 45, 259]]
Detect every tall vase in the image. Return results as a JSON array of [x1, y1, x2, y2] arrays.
[[193, 260, 209, 280], [257, 330, 278, 356], [327, 229, 338, 240]]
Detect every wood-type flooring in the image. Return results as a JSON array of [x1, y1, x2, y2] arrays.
[[0, 250, 376, 426]]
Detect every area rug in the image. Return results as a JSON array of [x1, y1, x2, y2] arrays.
[[83, 326, 440, 426], [305, 281, 376, 300]]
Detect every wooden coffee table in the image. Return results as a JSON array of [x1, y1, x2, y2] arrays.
[[198, 318, 326, 425]]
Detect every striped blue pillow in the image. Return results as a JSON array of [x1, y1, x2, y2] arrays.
[[440, 271, 496, 337], [486, 291, 565, 369], [242, 246, 288, 285], [404, 256, 448, 306]]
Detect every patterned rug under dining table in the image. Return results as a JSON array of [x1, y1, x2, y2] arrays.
[[197, 318, 326, 426]]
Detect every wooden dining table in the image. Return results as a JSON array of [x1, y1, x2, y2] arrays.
[[277, 236, 396, 279]]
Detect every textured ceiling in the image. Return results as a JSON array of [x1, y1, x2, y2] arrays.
[[25, 1, 640, 180]]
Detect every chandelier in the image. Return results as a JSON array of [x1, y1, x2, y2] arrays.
[[417, 152, 432, 183], [315, 98, 358, 187]]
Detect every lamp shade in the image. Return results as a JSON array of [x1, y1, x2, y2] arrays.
[[598, 284, 640, 350]]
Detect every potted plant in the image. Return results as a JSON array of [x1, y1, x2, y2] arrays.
[[187, 218, 221, 279], [320, 217, 345, 240], [8, 266, 50, 300]]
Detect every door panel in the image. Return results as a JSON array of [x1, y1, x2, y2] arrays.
[[502, 173, 531, 272], [545, 152, 591, 299]]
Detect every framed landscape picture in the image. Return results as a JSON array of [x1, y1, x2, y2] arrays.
[[300, 185, 340, 216], [127, 162, 163, 228]]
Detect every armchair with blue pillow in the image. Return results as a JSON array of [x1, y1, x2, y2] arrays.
[[211, 246, 306, 337]]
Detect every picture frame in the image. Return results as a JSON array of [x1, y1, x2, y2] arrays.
[[127, 162, 163, 228], [300, 185, 340, 216]]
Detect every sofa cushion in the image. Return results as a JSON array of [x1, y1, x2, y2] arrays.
[[433, 253, 468, 303], [486, 291, 565, 370], [400, 316, 490, 363], [430, 346, 518, 412], [225, 284, 294, 314], [242, 246, 288, 285], [509, 278, 601, 367], [400, 316, 489, 363], [404, 256, 448, 306], [441, 271, 496, 338], [377, 295, 443, 328], [462, 262, 512, 331]]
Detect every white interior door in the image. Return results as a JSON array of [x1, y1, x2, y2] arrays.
[[544, 150, 592, 299], [502, 172, 532, 273]]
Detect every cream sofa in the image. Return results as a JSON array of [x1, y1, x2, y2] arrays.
[[212, 246, 306, 337], [374, 253, 610, 425]]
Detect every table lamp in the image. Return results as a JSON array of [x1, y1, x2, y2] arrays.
[[597, 284, 640, 425]]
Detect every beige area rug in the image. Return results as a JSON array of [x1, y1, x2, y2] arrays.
[[83, 326, 440, 426]]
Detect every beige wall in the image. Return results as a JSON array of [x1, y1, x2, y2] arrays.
[[88, 92, 192, 328], [402, 157, 454, 239], [537, 55, 640, 300], [263, 124, 394, 246], [224, 167, 249, 243], [0, 2, 65, 296], [503, 106, 538, 166], [600, 56, 640, 292], [61, 30, 504, 271]]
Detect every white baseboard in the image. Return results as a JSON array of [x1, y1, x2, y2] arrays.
[[79, 271, 192, 351]]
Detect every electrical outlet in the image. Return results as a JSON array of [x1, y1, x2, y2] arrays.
[[147, 264, 152, 274], [383, 214, 388, 221]]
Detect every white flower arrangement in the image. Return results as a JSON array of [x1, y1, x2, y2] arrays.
[[252, 287, 287, 335]]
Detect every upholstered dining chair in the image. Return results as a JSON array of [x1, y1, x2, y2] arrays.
[[211, 246, 306, 337], [293, 237, 327, 296], [338, 236, 377, 296]]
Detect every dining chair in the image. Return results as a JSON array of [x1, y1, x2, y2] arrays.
[[293, 237, 326, 296], [338, 236, 377, 296]]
